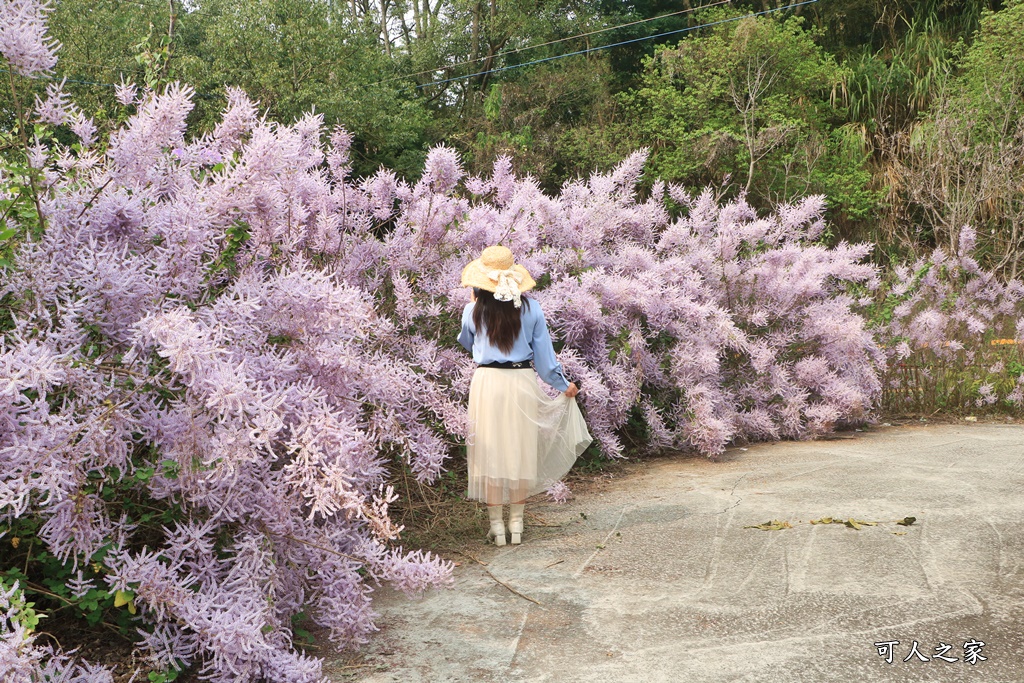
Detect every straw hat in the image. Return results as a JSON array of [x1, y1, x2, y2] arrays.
[[461, 245, 536, 308]]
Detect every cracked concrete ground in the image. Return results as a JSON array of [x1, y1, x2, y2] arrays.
[[324, 422, 1024, 683]]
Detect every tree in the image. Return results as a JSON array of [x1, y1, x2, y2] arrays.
[[896, 0, 1024, 277], [623, 11, 878, 224], [42, 0, 212, 131], [195, 0, 432, 178]]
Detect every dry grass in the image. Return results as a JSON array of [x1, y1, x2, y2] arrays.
[[386, 447, 633, 557], [386, 455, 487, 556], [882, 341, 1024, 416]]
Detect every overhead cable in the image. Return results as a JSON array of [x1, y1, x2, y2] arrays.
[[371, 0, 732, 87], [415, 0, 819, 90]]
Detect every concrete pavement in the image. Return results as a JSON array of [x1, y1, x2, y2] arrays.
[[324, 422, 1024, 682]]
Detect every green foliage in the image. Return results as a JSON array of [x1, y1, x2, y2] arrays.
[[807, 0, 997, 56], [1, 121, 57, 270], [207, 220, 252, 280], [623, 12, 877, 223], [195, 0, 431, 178], [808, 126, 883, 223], [452, 57, 618, 189], [0, 162, 41, 268], [0, 577, 44, 635], [134, 24, 175, 92], [950, 0, 1024, 139], [45, 0, 194, 131], [843, 14, 957, 130], [148, 669, 180, 683], [0, 444, 187, 641]]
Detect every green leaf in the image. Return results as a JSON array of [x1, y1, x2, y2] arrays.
[[160, 459, 181, 479], [114, 589, 135, 608]]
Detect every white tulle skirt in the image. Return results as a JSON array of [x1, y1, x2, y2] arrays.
[[466, 367, 592, 504]]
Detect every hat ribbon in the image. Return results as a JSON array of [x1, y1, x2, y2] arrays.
[[485, 266, 524, 309]]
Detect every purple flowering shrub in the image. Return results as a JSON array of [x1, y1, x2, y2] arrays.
[[2, 2, 1021, 680], [2, 7, 457, 679], [380, 148, 883, 456], [0, 77, 883, 673], [1, 98, 463, 679], [868, 226, 1024, 412]]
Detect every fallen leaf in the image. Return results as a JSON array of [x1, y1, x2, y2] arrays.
[[810, 517, 835, 525], [896, 516, 917, 526], [744, 520, 792, 531], [844, 519, 877, 530]]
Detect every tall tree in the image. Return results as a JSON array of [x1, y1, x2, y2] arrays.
[[622, 11, 878, 224], [197, 0, 432, 177]]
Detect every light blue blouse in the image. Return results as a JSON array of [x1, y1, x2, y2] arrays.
[[458, 299, 570, 392]]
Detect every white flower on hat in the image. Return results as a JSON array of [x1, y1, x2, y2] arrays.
[[485, 266, 525, 308]]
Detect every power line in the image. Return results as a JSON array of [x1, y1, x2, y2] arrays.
[[369, 0, 732, 88], [415, 0, 819, 90], [6, 0, 819, 106]]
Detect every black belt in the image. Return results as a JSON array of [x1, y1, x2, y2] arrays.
[[478, 360, 533, 370]]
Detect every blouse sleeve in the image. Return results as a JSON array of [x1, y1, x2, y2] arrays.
[[530, 305, 571, 392], [457, 303, 475, 352]]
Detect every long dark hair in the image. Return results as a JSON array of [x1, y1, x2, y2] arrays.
[[472, 287, 530, 354]]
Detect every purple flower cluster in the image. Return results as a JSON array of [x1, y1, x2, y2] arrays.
[[546, 481, 573, 504], [2, 84, 463, 680], [871, 226, 1024, 408], [0, 0, 58, 76]]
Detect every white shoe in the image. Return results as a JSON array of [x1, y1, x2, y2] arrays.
[[509, 504, 525, 545], [487, 506, 506, 546], [488, 520, 507, 546]]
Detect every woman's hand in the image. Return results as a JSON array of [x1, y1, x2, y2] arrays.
[[564, 382, 579, 398]]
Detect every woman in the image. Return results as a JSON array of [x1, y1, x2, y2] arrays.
[[458, 245, 592, 546]]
